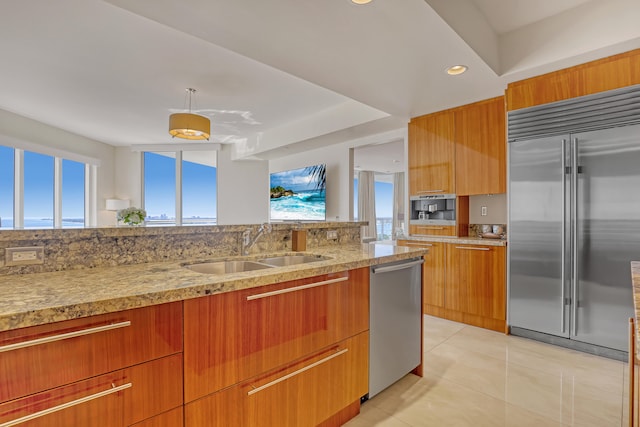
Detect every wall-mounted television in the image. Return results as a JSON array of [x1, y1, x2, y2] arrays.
[[270, 164, 326, 221]]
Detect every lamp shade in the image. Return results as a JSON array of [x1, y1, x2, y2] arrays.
[[169, 113, 210, 141], [105, 199, 130, 211]]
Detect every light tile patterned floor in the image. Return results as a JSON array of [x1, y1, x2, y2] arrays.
[[345, 315, 629, 427]]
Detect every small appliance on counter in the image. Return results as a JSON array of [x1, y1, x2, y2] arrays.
[[409, 194, 456, 226]]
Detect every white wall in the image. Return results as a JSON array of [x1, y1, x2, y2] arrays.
[[469, 193, 507, 224], [217, 144, 270, 225], [269, 129, 406, 222], [0, 108, 116, 226]]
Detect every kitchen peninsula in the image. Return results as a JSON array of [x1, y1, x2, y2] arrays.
[[0, 222, 427, 427]]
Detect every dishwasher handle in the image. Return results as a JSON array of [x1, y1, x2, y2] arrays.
[[371, 258, 424, 274]]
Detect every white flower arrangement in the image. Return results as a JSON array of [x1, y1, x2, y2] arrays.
[[117, 207, 147, 226]]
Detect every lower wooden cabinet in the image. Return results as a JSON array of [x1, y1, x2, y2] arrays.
[[185, 332, 369, 427], [397, 240, 445, 311], [0, 354, 183, 427], [130, 407, 183, 427], [445, 244, 506, 329], [397, 240, 506, 332], [183, 268, 369, 402]]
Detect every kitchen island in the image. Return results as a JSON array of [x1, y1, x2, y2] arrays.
[[0, 241, 427, 427]]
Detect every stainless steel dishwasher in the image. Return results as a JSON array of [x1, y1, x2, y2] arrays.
[[369, 257, 423, 398]]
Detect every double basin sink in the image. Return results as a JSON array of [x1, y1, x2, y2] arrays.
[[184, 254, 330, 275]]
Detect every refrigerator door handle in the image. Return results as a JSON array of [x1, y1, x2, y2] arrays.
[[561, 138, 567, 334], [571, 137, 579, 337]]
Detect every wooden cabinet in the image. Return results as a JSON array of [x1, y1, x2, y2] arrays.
[[0, 302, 182, 403], [408, 111, 455, 195], [0, 303, 183, 426], [185, 332, 368, 427], [184, 268, 370, 426], [397, 240, 445, 311], [454, 97, 506, 196], [506, 48, 640, 111], [445, 244, 506, 326], [408, 224, 456, 237], [397, 240, 506, 332]]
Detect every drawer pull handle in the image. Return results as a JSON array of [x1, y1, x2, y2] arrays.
[[417, 190, 444, 193], [246, 277, 348, 301], [402, 243, 432, 247], [0, 382, 132, 427], [0, 321, 132, 353], [247, 348, 348, 396], [418, 226, 444, 230], [454, 246, 490, 251]]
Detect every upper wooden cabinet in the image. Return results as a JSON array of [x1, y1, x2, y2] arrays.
[[454, 97, 506, 196], [408, 110, 455, 195], [506, 48, 640, 111]]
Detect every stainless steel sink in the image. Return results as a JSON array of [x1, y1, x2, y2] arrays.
[[185, 260, 274, 274], [257, 254, 331, 267]]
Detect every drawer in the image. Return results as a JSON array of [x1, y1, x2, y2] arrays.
[[0, 367, 128, 427], [409, 224, 456, 236], [0, 302, 182, 402], [185, 332, 369, 427], [184, 268, 369, 402]]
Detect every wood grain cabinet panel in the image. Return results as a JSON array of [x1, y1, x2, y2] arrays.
[[454, 97, 506, 196], [0, 302, 183, 403], [445, 244, 506, 322], [123, 354, 183, 426], [185, 332, 369, 427], [408, 111, 455, 195], [397, 240, 445, 311], [0, 370, 127, 427], [408, 225, 456, 237], [183, 268, 369, 402], [129, 407, 183, 427], [506, 49, 640, 111]]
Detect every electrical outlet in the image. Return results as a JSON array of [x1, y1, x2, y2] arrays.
[[5, 246, 45, 266], [481, 206, 488, 216], [327, 230, 338, 240]]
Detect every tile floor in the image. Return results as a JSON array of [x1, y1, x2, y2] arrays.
[[345, 315, 630, 427]]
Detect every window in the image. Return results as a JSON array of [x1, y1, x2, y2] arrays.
[[0, 145, 91, 229], [182, 151, 217, 225], [353, 173, 394, 239], [24, 151, 54, 228], [0, 146, 13, 229], [62, 159, 85, 227], [143, 150, 217, 226], [144, 152, 176, 225]]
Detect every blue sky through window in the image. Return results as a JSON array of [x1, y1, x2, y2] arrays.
[[0, 146, 13, 228]]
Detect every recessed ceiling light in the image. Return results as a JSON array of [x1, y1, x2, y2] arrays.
[[446, 65, 468, 76], [393, 159, 401, 163], [351, 0, 372, 4]]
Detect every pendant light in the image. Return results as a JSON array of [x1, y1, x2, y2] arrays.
[[169, 88, 210, 140]]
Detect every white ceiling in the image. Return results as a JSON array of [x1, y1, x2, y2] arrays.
[[0, 0, 638, 165]]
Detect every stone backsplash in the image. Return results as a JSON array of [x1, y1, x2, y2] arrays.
[[0, 222, 364, 275], [469, 223, 507, 239]]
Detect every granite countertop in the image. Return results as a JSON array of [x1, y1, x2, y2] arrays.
[[632, 261, 640, 361], [0, 243, 427, 332], [398, 235, 507, 247]]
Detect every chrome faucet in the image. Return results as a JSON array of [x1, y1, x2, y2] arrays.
[[242, 223, 272, 255]]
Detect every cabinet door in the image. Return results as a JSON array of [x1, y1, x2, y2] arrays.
[[0, 302, 182, 403], [183, 268, 369, 402], [445, 244, 506, 321], [397, 240, 445, 310], [129, 407, 183, 427], [0, 370, 128, 427], [455, 97, 506, 196], [409, 224, 456, 237], [185, 332, 368, 427], [408, 111, 455, 195]]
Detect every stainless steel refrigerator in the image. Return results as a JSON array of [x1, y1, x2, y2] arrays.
[[508, 85, 640, 357]]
